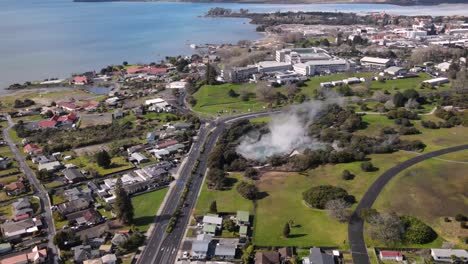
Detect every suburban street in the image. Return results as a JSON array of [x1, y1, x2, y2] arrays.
[[3, 115, 59, 263], [137, 110, 280, 264], [348, 143, 468, 264]]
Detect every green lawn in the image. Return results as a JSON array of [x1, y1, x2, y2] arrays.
[[193, 83, 268, 116], [194, 173, 254, 216], [132, 188, 169, 232], [69, 156, 134, 176], [367, 73, 432, 93], [254, 172, 348, 248], [7, 129, 21, 143], [249, 116, 271, 124]]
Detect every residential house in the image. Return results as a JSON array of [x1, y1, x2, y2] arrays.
[[0, 218, 42, 240], [379, 251, 404, 262], [0, 159, 12, 170], [239, 226, 248, 238], [101, 254, 117, 264], [74, 76, 89, 85], [203, 224, 217, 236], [423, 77, 450, 86], [255, 251, 280, 264], [214, 244, 237, 260], [111, 233, 129, 246], [156, 139, 178, 149], [37, 119, 57, 129], [63, 168, 86, 183], [278, 247, 293, 263], [130, 152, 149, 164], [57, 101, 78, 112], [149, 149, 170, 159], [0, 246, 47, 264], [72, 245, 100, 264], [38, 161, 62, 172], [146, 132, 157, 143], [236, 211, 250, 226], [203, 215, 223, 228], [64, 187, 93, 202], [66, 208, 102, 226], [12, 198, 33, 218], [0, 243, 12, 254], [302, 248, 336, 264], [113, 109, 124, 119], [191, 234, 212, 259], [23, 144, 42, 155], [173, 123, 192, 130], [430, 248, 468, 263], [5, 182, 27, 196], [57, 198, 90, 215]]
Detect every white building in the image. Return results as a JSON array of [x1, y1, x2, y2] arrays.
[[423, 77, 450, 86], [436, 62, 451, 72], [166, 81, 187, 89], [407, 30, 427, 39], [293, 59, 353, 76], [431, 248, 468, 262], [275, 71, 305, 84], [202, 215, 223, 227], [257, 61, 292, 73], [360, 57, 394, 69], [276, 48, 331, 64], [145, 98, 166, 106]]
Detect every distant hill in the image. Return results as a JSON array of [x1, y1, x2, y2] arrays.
[[74, 0, 468, 5]]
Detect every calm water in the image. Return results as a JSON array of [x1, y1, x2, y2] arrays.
[[2, 0, 468, 91]]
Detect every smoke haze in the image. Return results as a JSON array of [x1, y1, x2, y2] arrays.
[[237, 99, 340, 162]]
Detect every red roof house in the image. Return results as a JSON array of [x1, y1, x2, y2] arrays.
[[5, 182, 26, 196], [380, 251, 403, 261], [23, 144, 42, 154], [14, 214, 30, 222], [57, 101, 78, 112], [73, 76, 89, 85], [57, 113, 77, 122], [37, 120, 57, 129], [156, 139, 178, 149]]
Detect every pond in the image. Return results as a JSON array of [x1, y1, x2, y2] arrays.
[[88, 87, 112, 95]]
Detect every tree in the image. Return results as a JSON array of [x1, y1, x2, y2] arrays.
[[95, 150, 111, 168], [302, 185, 353, 209], [114, 178, 134, 224], [236, 182, 258, 200], [206, 168, 226, 190], [244, 167, 259, 179], [209, 200, 218, 214], [223, 219, 237, 232], [455, 214, 468, 222], [361, 161, 378, 172], [341, 170, 354, 180], [53, 230, 77, 250], [53, 211, 65, 222], [228, 89, 238, 98], [241, 245, 254, 264], [123, 61, 128, 66], [325, 199, 350, 222], [366, 212, 404, 245], [283, 222, 291, 238], [393, 91, 406, 107], [205, 63, 218, 85], [256, 82, 276, 103], [359, 208, 380, 223]]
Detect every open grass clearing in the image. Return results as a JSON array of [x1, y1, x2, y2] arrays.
[[254, 172, 348, 248], [195, 173, 254, 216], [374, 158, 468, 248], [132, 188, 169, 232], [69, 155, 133, 176], [193, 83, 272, 116]]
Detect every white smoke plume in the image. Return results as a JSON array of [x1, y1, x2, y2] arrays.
[[237, 98, 342, 162]]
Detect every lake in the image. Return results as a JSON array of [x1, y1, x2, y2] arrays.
[[2, 0, 468, 91]]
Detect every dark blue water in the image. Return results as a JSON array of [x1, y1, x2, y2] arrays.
[[88, 87, 112, 95], [1, 0, 468, 90]]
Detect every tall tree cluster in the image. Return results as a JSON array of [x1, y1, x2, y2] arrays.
[[114, 178, 134, 225]]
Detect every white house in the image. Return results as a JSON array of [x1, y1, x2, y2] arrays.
[[202, 215, 223, 227], [431, 248, 468, 262], [360, 57, 394, 69], [379, 251, 404, 262]]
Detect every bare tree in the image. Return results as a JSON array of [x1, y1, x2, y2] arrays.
[[325, 199, 351, 222], [285, 83, 299, 98], [372, 91, 390, 103], [256, 82, 276, 103], [366, 212, 403, 245]]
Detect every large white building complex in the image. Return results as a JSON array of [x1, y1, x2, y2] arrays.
[[276, 48, 331, 64], [293, 59, 355, 76]]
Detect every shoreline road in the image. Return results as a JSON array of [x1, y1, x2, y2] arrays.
[[137, 110, 281, 264], [3, 115, 59, 263], [348, 144, 468, 264]]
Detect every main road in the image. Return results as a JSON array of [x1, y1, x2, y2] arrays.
[[137, 110, 280, 264], [3, 115, 59, 263], [348, 144, 468, 264]]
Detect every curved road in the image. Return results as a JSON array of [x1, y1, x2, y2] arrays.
[[348, 144, 468, 264]]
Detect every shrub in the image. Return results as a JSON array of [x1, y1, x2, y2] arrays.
[[455, 214, 467, 222], [361, 161, 378, 172], [302, 185, 353, 209], [400, 215, 437, 244], [341, 170, 354, 180], [244, 167, 259, 179]]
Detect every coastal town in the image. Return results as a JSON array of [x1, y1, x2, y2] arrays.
[[0, 6, 468, 264]]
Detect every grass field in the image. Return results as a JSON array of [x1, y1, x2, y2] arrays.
[[193, 84, 268, 116], [132, 188, 169, 232], [69, 156, 134, 176], [300, 72, 373, 98], [374, 158, 468, 248], [195, 173, 254, 216], [253, 172, 348, 248]]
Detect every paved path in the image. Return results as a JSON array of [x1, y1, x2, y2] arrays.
[[348, 144, 468, 264], [3, 115, 58, 263]]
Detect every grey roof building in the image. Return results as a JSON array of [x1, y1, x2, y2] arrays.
[[303, 248, 335, 264], [214, 244, 236, 259], [63, 168, 86, 183]]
